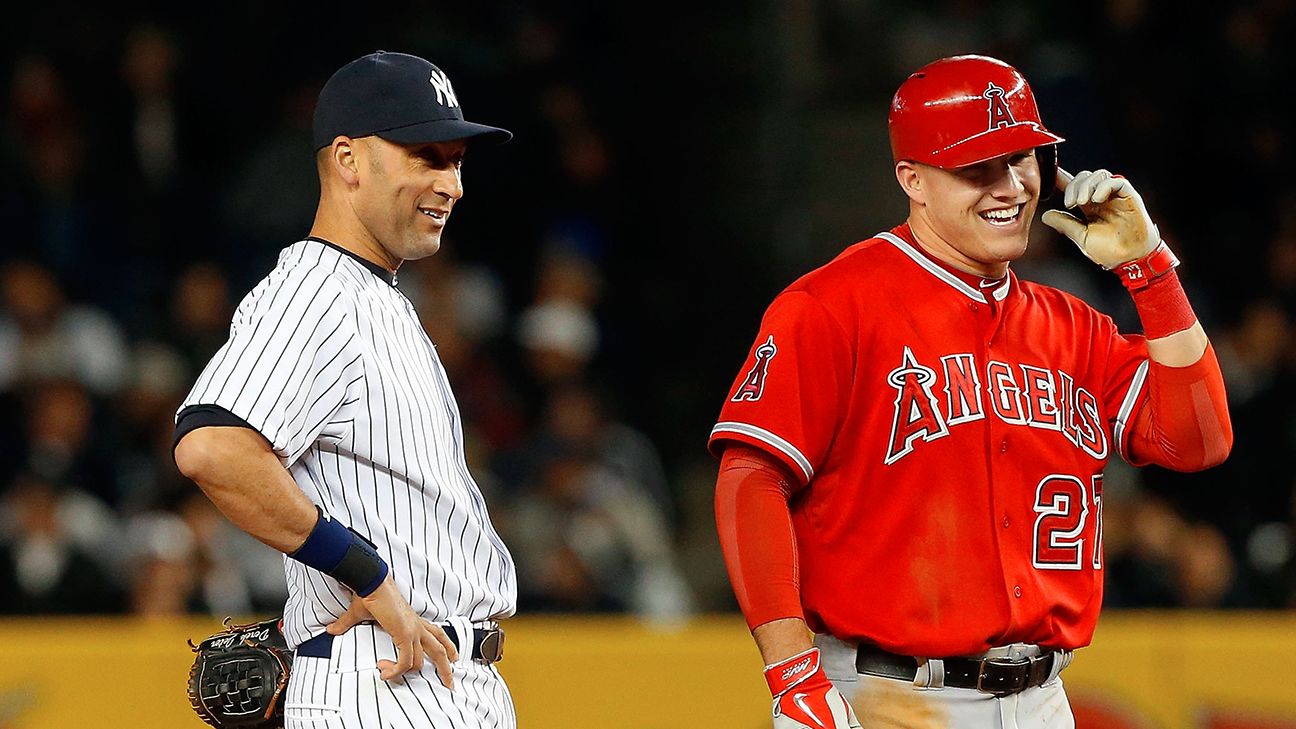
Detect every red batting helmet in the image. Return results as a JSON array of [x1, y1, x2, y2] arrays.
[[889, 55, 1063, 191]]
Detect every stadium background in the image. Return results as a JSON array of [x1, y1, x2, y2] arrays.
[[2, 1, 1294, 727]]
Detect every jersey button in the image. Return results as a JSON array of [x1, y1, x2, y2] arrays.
[[1014, 586, 1023, 598], [999, 438, 1009, 453], [968, 302, 978, 311], [1002, 516, 1010, 528]]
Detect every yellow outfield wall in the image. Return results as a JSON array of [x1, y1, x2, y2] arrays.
[[0, 612, 1293, 728]]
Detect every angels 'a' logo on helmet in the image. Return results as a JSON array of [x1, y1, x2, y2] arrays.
[[733, 335, 777, 402], [983, 82, 1016, 131]]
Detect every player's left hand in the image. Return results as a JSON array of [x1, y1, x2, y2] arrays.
[[1041, 168, 1160, 269], [765, 648, 862, 729], [327, 577, 459, 687]]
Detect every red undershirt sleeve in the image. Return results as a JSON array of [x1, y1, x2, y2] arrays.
[[1125, 341, 1233, 471], [714, 443, 805, 631]]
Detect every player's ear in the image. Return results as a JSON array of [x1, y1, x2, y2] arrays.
[[895, 161, 925, 205], [330, 138, 362, 186]]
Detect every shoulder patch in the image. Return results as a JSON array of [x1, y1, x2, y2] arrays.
[[732, 335, 778, 402]]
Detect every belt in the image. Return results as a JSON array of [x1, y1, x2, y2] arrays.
[[855, 643, 1060, 696], [297, 623, 505, 664]]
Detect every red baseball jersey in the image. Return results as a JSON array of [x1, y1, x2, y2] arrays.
[[710, 223, 1150, 657]]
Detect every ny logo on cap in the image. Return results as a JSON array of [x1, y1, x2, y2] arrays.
[[429, 69, 459, 108], [983, 83, 1016, 131]]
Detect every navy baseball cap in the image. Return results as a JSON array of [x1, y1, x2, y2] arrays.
[[312, 51, 512, 150]]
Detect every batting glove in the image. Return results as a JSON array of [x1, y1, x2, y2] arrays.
[[764, 648, 861, 729], [1041, 168, 1161, 269]]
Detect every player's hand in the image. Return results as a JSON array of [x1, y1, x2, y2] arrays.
[[1041, 168, 1160, 269], [765, 648, 861, 729], [326, 576, 459, 688]]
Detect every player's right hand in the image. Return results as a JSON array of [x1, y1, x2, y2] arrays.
[[765, 648, 861, 729], [1041, 167, 1161, 269], [327, 576, 459, 688]]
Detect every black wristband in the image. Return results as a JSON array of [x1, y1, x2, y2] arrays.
[[334, 528, 389, 597], [289, 507, 389, 597]]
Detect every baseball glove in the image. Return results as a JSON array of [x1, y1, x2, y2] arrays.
[[187, 616, 293, 729]]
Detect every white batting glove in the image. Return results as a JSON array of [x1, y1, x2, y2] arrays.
[[1041, 168, 1160, 269], [765, 648, 861, 729]]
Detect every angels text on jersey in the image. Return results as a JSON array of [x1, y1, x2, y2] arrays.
[[885, 345, 1107, 465]]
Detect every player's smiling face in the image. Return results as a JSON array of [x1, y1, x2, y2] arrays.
[[898, 149, 1042, 277], [354, 137, 467, 265]]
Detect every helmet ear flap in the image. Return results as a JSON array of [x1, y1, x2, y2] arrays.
[[1037, 145, 1058, 200]]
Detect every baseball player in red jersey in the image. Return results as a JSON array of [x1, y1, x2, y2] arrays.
[[709, 55, 1233, 728]]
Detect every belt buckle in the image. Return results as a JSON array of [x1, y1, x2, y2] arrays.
[[476, 627, 505, 664], [976, 656, 1029, 696]]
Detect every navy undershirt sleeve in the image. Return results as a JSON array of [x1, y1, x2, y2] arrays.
[[172, 404, 268, 460]]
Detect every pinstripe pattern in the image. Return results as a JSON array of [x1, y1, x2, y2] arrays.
[[283, 626, 517, 729], [180, 240, 517, 727]]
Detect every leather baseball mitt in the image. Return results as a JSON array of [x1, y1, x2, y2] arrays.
[[187, 616, 293, 729]]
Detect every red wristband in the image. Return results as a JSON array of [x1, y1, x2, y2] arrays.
[[1129, 269, 1198, 339], [1111, 240, 1180, 291]]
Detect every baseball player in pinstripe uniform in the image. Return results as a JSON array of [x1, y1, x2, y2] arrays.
[[173, 51, 518, 728]]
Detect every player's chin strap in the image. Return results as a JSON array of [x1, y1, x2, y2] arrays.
[[1037, 144, 1059, 201]]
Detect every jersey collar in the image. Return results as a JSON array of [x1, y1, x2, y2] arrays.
[[877, 226, 1013, 304], [306, 236, 398, 287]]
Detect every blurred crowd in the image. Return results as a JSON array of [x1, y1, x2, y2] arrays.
[[2, 1, 1296, 623]]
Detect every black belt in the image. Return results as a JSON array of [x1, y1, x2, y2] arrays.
[[855, 643, 1057, 696], [296, 623, 504, 664]]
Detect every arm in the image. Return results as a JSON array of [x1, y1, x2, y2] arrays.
[[715, 444, 810, 663], [753, 619, 816, 667], [174, 426, 459, 686], [173, 426, 316, 552], [1042, 169, 1233, 470], [1111, 260, 1231, 471], [1126, 339, 1231, 470], [715, 444, 860, 728], [1146, 322, 1206, 367]]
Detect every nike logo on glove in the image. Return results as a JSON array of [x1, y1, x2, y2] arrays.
[[792, 692, 825, 728]]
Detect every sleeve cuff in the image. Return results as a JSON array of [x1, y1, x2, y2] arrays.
[[173, 404, 267, 458], [709, 422, 814, 485], [1112, 360, 1151, 464]]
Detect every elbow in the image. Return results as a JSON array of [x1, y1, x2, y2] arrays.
[[175, 428, 248, 490], [174, 426, 277, 496], [1194, 407, 1235, 470], [1173, 444, 1230, 473], [174, 429, 216, 484], [1196, 424, 1234, 471], [1169, 424, 1234, 473]]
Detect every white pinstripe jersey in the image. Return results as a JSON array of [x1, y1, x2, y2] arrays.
[[179, 239, 517, 652]]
